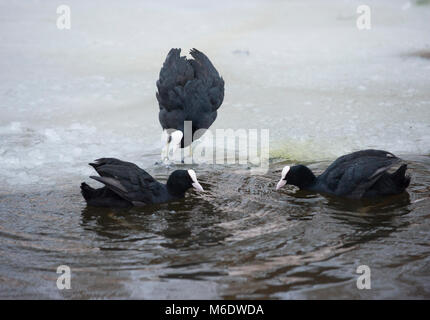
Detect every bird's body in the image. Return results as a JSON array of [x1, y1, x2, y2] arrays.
[[276, 149, 410, 199], [80, 158, 203, 207], [156, 48, 224, 156]]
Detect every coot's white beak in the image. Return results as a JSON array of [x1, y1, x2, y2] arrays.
[[192, 182, 204, 192], [276, 179, 287, 190], [188, 169, 204, 192], [276, 165, 290, 190], [169, 130, 183, 155]]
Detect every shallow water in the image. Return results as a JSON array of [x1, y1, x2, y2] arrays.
[[1, 155, 429, 299], [1, 0, 430, 299]]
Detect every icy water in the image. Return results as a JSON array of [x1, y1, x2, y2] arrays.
[[1, 157, 430, 299], [1, 0, 430, 299]]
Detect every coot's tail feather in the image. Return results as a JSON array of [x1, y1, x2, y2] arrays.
[[80, 182, 95, 202], [80, 182, 132, 208]]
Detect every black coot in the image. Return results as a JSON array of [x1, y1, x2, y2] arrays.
[[276, 149, 410, 199], [156, 48, 224, 158], [80, 158, 204, 207]]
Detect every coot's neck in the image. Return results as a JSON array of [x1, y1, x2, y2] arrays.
[[166, 178, 187, 198]]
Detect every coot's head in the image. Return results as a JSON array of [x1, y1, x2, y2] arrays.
[[167, 169, 204, 196], [276, 165, 316, 190]]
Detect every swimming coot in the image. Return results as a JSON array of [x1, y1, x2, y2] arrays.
[[80, 158, 204, 207], [156, 48, 224, 158], [276, 149, 410, 199]]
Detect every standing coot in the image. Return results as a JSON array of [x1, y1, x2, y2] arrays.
[[275, 149, 410, 199], [80, 158, 204, 207], [156, 48, 224, 159]]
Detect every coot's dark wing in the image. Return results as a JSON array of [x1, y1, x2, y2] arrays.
[[189, 48, 224, 112], [156, 48, 224, 132], [88, 158, 164, 205], [319, 150, 401, 198], [157, 48, 194, 130]]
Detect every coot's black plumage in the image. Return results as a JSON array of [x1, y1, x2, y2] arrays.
[[276, 149, 410, 199], [156, 48, 224, 155], [80, 158, 204, 208]]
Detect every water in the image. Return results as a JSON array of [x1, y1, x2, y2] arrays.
[[1, 0, 430, 299]]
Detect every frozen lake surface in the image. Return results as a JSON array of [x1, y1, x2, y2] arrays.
[[0, 0, 429, 299]]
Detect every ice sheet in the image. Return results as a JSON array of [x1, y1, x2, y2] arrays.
[[0, 0, 429, 189]]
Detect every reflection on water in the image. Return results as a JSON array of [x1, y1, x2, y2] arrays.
[[1, 155, 429, 299]]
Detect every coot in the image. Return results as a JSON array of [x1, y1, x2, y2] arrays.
[[156, 48, 224, 159], [276, 149, 410, 199], [81, 158, 204, 207]]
